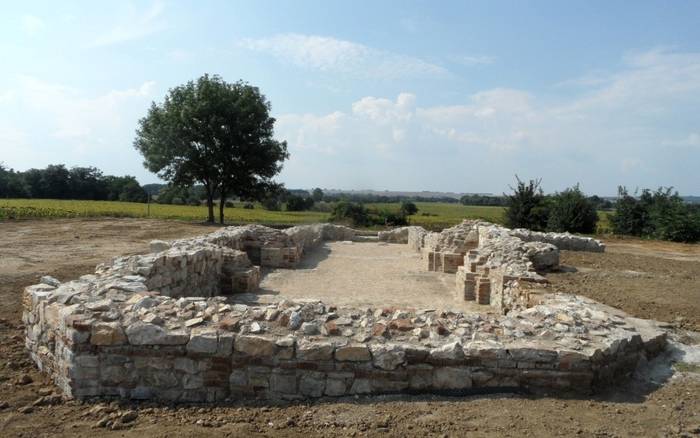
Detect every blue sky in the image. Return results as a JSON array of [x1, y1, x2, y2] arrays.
[[1, 1, 699, 195]]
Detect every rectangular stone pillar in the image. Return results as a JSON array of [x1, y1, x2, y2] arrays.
[[455, 267, 477, 301], [231, 267, 261, 293], [441, 253, 465, 273], [476, 278, 491, 305]]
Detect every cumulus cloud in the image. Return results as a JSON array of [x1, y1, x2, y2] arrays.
[[275, 48, 700, 193], [88, 1, 166, 48], [239, 33, 447, 79]]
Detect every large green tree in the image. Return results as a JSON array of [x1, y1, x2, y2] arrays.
[[134, 74, 289, 223]]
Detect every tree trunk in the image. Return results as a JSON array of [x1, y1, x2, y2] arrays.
[[205, 184, 215, 223], [219, 191, 226, 225]]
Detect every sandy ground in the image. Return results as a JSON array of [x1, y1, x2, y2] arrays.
[[0, 218, 699, 437], [255, 241, 485, 313]]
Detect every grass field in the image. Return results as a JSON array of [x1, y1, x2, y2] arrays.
[[0, 199, 326, 225], [0, 198, 612, 232], [368, 202, 505, 229], [0, 199, 507, 229]]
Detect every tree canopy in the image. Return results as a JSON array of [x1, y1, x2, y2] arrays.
[[134, 74, 288, 223], [0, 163, 146, 202]]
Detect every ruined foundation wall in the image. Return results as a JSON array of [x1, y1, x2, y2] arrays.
[[406, 221, 604, 313], [24, 223, 664, 403], [24, 286, 665, 401], [378, 226, 424, 244], [508, 229, 605, 252]]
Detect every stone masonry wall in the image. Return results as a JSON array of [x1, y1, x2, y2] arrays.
[[404, 221, 604, 313], [24, 223, 663, 403]]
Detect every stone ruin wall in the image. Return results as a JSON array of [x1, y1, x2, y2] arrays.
[[381, 221, 605, 313], [25, 222, 664, 403]]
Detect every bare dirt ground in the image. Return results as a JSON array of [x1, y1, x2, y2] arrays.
[[255, 241, 484, 313], [0, 218, 698, 437]]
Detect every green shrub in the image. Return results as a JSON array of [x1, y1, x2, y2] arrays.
[[400, 201, 418, 216], [377, 211, 408, 226], [330, 201, 371, 226], [546, 184, 598, 234], [286, 195, 315, 211], [610, 187, 700, 242], [261, 197, 281, 211], [503, 177, 549, 231], [609, 187, 648, 236], [243, 203, 254, 209]]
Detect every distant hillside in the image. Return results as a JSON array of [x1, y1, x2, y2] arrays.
[[319, 189, 491, 200]]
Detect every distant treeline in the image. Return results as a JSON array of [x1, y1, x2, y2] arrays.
[[503, 177, 700, 242], [0, 163, 147, 202], [302, 192, 461, 204], [459, 193, 614, 210]]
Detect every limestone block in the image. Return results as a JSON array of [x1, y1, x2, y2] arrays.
[[149, 240, 171, 252], [187, 329, 219, 354], [324, 378, 348, 396], [433, 367, 472, 389], [335, 344, 371, 362], [270, 370, 297, 394], [125, 322, 189, 345], [235, 335, 276, 357], [297, 341, 334, 361], [216, 333, 235, 357], [40, 275, 61, 287], [429, 342, 465, 364], [299, 371, 325, 397], [90, 322, 126, 346], [370, 344, 406, 370]]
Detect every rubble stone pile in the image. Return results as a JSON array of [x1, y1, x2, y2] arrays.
[[24, 222, 662, 403]]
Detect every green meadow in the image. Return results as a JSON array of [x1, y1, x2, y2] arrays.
[[0, 199, 506, 228]]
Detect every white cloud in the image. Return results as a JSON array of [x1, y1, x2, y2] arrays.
[[450, 54, 496, 66], [0, 76, 159, 178], [663, 133, 700, 149], [88, 1, 166, 48], [560, 48, 700, 115], [239, 33, 447, 79], [276, 48, 700, 193], [21, 15, 44, 35], [352, 93, 415, 124], [275, 111, 344, 155]]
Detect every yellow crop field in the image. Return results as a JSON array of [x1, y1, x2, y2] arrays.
[[0, 199, 326, 225], [0, 198, 609, 232]]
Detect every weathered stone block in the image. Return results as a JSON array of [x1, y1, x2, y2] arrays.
[[125, 322, 189, 345], [91, 322, 126, 346], [187, 329, 219, 354], [299, 371, 325, 397], [335, 344, 371, 362], [297, 341, 334, 361], [370, 344, 406, 370], [270, 370, 298, 394], [433, 367, 472, 389], [235, 335, 276, 357]]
